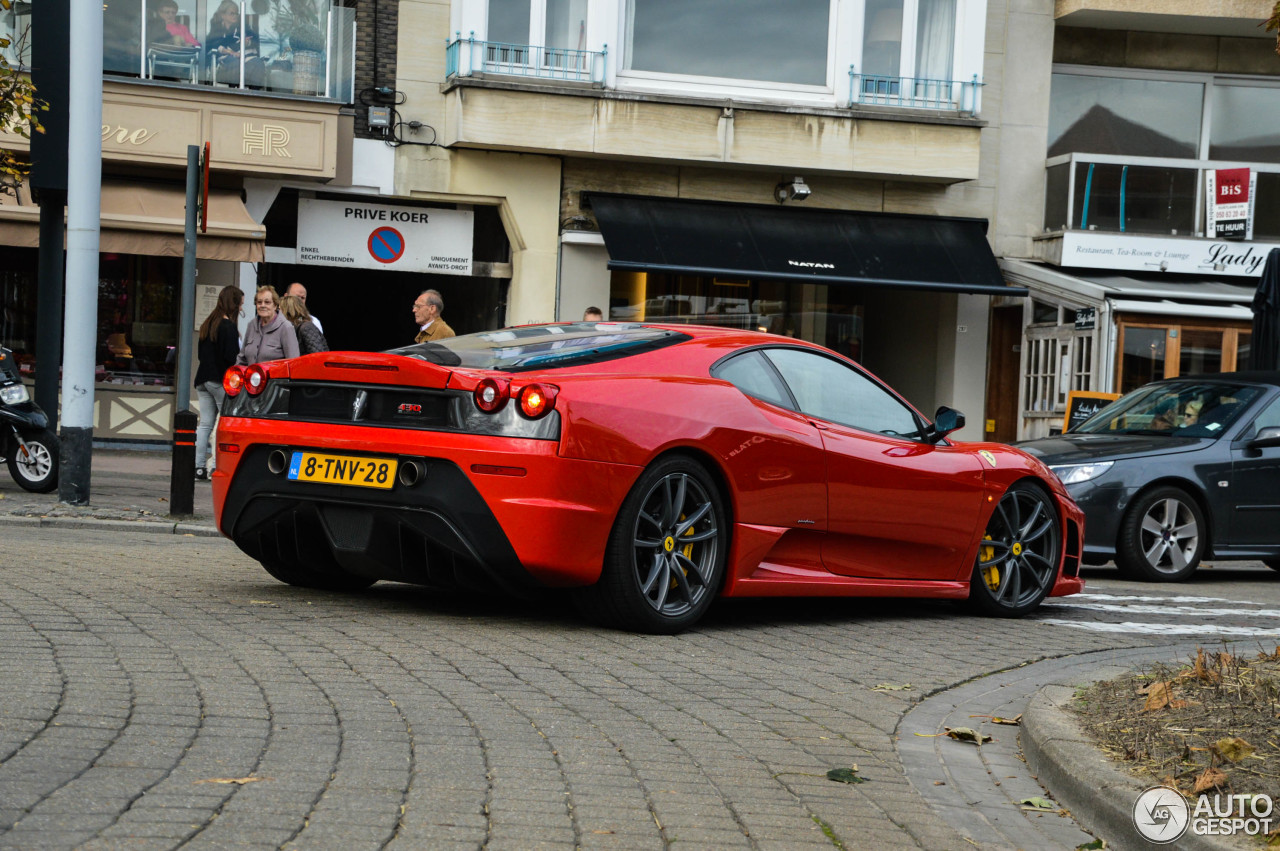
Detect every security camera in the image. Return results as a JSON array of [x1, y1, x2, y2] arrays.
[[774, 177, 811, 203]]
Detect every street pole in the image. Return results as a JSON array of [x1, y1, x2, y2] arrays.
[[30, 0, 70, 428], [59, 0, 103, 505], [169, 146, 200, 516]]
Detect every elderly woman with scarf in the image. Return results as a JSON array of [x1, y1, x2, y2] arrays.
[[238, 285, 299, 365]]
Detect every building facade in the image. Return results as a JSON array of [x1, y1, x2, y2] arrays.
[[369, 0, 1057, 440], [999, 0, 1280, 440]]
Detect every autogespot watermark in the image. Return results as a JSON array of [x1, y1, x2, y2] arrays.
[[1133, 785, 1274, 843]]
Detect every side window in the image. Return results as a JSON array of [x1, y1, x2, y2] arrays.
[[1246, 396, 1280, 437], [712, 351, 794, 410], [764, 348, 923, 438]]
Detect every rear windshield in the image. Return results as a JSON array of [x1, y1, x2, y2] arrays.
[[1072, 380, 1265, 437], [388, 323, 690, 372]]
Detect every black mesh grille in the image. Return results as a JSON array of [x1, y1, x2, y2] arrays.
[[287, 383, 456, 428]]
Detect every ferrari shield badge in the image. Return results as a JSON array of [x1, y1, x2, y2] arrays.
[[979, 450, 997, 467]]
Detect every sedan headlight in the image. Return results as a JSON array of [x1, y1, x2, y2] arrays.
[[1050, 461, 1113, 485], [0, 383, 29, 405]]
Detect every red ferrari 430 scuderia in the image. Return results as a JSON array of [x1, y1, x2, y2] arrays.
[[213, 323, 1083, 633]]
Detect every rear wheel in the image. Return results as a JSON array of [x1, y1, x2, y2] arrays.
[[258, 559, 375, 592], [968, 482, 1060, 617], [1116, 486, 1204, 582], [577, 456, 727, 634], [7, 429, 58, 493]]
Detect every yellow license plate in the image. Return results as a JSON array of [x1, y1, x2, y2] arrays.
[[287, 452, 397, 489]]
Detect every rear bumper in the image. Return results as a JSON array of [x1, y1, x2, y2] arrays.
[[213, 419, 641, 590]]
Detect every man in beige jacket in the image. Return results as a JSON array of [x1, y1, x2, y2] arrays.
[[412, 289, 455, 343]]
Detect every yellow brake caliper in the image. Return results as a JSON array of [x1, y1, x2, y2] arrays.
[[981, 534, 1000, 590], [668, 516, 696, 590]]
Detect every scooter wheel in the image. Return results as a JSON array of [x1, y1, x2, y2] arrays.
[[7, 429, 58, 493]]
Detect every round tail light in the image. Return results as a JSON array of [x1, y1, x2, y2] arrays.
[[244, 364, 269, 396], [517, 383, 558, 419], [474, 377, 510, 413], [223, 365, 246, 397]]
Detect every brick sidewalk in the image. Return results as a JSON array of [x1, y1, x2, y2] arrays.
[[0, 448, 218, 536]]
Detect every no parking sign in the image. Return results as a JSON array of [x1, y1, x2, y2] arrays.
[[296, 198, 474, 274]]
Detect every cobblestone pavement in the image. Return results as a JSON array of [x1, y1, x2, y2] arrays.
[[1, 524, 1278, 850]]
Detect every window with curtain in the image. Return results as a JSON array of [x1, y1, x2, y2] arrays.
[[914, 0, 954, 81]]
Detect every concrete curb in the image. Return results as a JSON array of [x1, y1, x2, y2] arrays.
[[1, 514, 221, 537], [1022, 683, 1243, 851]]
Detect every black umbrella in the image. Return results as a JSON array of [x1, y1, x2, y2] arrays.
[[1249, 247, 1280, 371]]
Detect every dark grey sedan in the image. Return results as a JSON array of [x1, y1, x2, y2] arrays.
[[1018, 372, 1280, 581]]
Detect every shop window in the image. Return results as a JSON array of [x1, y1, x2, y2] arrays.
[[1023, 336, 1058, 412], [608, 272, 864, 361], [98, 254, 180, 387], [1116, 322, 1248, 394], [1031, 300, 1058, 324]]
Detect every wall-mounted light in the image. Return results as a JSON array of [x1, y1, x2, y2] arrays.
[[775, 177, 811, 204]]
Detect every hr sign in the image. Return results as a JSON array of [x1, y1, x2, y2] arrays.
[[296, 198, 474, 274]]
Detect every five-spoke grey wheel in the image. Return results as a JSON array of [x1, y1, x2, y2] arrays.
[[577, 455, 728, 634], [969, 482, 1060, 616], [1117, 486, 1204, 581]]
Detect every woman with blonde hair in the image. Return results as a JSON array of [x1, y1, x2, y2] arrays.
[[193, 285, 243, 479], [280, 294, 329, 355], [237, 285, 299, 365]]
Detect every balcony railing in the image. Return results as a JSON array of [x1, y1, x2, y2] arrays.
[[848, 69, 983, 114], [446, 34, 607, 85], [96, 0, 355, 101]]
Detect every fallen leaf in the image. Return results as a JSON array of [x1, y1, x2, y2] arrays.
[[1020, 796, 1057, 811], [1076, 840, 1106, 850], [933, 781, 946, 786], [591, 830, 615, 835], [945, 727, 993, 745], [1192, 648, 1223, 684], [871, 683, 913, 692], [826, 767, 867, 784], [194, 776, 264, 785], [1192, 766, 1228, 794], [1213, 736, 1255, 763], [1143, 681, 1175, 712]]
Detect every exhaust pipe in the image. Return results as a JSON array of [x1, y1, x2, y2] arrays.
[[267, 449, 288, 475], [398, 460, 421, 488]]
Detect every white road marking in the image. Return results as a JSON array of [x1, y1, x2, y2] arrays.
[[1039, 619, 1280, 637], [1073, 592, 1254, 605], [1043, 601, 1280, 619]]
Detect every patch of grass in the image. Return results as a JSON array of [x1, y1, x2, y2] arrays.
[[1073, 646, 1280, 808]]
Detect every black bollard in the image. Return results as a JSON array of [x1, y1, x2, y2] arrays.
[[170, 409, 197, 517]]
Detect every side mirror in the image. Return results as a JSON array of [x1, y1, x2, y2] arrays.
[[1247, 425, 1280, 450], [926, 406, 965, 444]]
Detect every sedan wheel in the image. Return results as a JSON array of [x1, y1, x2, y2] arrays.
[[1116, 486, 1205, 582], [578, 456, 727, 634], [968, 482, 1060, 617]]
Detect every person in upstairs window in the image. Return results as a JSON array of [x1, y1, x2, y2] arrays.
[[154, 0, 199, 46], [206, 0, 266, 87]]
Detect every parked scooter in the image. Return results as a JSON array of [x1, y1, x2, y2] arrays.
[[0, 347, 58, 493]]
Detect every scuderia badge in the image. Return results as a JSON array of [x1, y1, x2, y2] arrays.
[[979, 450, 997, 467]]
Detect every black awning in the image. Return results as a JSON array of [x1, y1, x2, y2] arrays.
[[586, 193, 1026, 297]]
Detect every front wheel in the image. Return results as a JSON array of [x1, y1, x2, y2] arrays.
[[576, 456, 728, 634], [968, 482, 1061, 617], [6, 429, 58, 493], [1116, 486, 1205, 581]]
